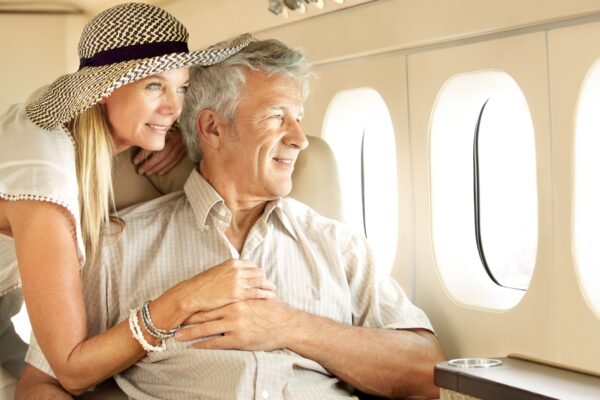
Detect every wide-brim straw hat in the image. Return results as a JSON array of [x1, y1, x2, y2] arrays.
[[26, 2, 253, 130]]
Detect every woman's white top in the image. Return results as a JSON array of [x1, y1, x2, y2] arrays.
[[0, 89, 85, 296]]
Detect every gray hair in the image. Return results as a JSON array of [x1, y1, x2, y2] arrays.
[[179, 39, 312, 163]]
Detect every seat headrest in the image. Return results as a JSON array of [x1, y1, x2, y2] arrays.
[[113, 136, 343, 222], [289, 136, 343, 221]]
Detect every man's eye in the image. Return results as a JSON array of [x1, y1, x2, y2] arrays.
[[271, 114, 283, 120]]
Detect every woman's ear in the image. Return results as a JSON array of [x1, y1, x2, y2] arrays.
[[196, 109, 223, 149]]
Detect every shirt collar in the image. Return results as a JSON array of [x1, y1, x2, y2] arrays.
[[183, 169, 224, 228], [263, 198, 298, 241], [183, 170, 297, 240]]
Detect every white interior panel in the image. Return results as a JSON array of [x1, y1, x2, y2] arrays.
[[548, 20, 600, 373], [408, 32, 554, 363]]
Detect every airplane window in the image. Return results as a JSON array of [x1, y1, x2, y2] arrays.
[[475, 96, 537, 290], [574, 60, 600, 317], [322, 88, 398, 277], [430, 71, 537, 310]]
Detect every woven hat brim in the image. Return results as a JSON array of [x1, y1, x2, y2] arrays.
[[26, 35, 252, 130]]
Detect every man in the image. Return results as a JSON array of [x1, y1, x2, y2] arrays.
[[18, 39, 444, 399]]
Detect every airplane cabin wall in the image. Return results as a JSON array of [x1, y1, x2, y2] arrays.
[[408, 31, 555, 364], [227, 0, 600, 372], [548, 22, 600, 371], [0, 15, 69, 112], [300, 54, 416, 295]]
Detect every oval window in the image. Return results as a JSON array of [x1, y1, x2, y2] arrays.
[[431, 71, 538, 310], [322, 88, 398, 277], [574, 59, 600, 318]]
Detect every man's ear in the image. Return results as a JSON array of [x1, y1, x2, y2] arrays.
[[196, 109, 224, 149]]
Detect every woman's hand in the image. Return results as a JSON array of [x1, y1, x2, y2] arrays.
[[133, 127, 187, 176], [149, 259, 277, 330]]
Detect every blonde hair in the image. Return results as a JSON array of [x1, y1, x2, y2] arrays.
[[71, 104, 116, 264]]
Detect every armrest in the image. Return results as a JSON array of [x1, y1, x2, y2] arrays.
[[435, 356, 600, 400]]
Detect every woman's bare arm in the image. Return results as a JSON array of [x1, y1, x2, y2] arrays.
[[6, 200, 145, 393]]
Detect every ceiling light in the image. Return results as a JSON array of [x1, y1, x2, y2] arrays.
[[268, 0, 284, 15], [283, 0, 302, 10], [269, 0, 344, 16], [313, 0, 325, 9]]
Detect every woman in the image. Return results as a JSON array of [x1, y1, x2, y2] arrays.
[[0, 2, 275, 396]]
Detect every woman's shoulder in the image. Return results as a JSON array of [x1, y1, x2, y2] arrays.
[[0, 88, 82, 263], [0, 94, 75, 163], [0, 98, 78, 184]]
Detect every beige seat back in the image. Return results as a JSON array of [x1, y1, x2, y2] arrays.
[[114, 136, 343, 222], [0, 367, 16, 399], [289, 136, 343, 221]]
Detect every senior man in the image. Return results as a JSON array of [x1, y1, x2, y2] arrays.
[[17, 39, 444, 399]]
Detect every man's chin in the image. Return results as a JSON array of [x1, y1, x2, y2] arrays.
[[274, 182, 293, 198]]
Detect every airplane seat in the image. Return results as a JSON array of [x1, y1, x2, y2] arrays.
[[0, 367, 16, 399], [114, 135, 344, 221], [289, 135, 344, 222], [0, 288, 26, 399], [79, 136, 344, 398]]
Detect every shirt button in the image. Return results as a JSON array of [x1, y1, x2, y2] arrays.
[[219, 209, 227, 217], [203, 225, 209, 231], [261, 390, 269, 399]]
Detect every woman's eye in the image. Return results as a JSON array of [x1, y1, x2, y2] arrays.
[[146, 82, 162, 90], [178, 86, 189, 94]]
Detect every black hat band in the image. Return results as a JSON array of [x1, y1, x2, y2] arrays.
[[79, 40, 189, 70]]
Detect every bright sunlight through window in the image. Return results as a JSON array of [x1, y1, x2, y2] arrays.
[[322, 88, 398, 277], [431, 71, 537, 310], [574, 59, 600, 318]]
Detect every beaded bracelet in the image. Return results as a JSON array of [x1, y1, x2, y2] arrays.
[[141, 300, 180, 339], [128, 308, 166, 352]]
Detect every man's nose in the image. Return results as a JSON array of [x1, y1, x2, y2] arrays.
[[284, 118, 309, 150]]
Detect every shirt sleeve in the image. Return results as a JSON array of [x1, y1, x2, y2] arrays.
[[344, 231, 434, 332], [0, 99, 86, 267]]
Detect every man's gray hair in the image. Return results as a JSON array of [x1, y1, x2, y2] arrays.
[[179, 39, 313, 163]]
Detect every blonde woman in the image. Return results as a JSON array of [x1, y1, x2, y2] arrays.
[[0, 3, 275, 397]]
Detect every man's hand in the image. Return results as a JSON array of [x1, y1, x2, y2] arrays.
[[174, 299, 297, 351], [176, 295, 444, 399], [133, 127, 187, 176]]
